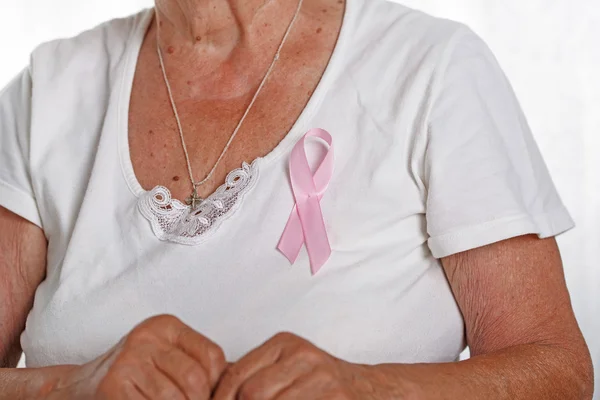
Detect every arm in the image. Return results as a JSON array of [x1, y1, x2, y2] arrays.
[[213, 235, 594, 400], [0, 206, 75, 399], [366, 234, 594, 399]]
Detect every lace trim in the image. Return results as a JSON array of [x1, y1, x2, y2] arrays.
[[138, 160, 260, 245]]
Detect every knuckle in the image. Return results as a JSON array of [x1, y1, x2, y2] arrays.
[[178, 328, 226, 372], [312, 367, 336, 382], [296, 347, 324, 364], [146, 314, 182, 328], [273, 331, 298, 342], [206, 344, 227, 369], [176, 326, 196, 345], [128, 323, 161, 343], [181, 364, 208, 388], [124, 329, 153, 348], [161, 344, 179, 359], [128, 315, 184, 344], [157, 386, 184, 400]]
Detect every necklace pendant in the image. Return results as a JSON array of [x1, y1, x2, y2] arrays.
[[186, 188, 204, 210]]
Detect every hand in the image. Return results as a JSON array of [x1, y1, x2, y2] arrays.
[[213, 332, 377, 400], [47, 314, 227, 400]]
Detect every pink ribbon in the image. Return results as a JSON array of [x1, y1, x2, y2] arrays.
[[278, 128, 335, 275]]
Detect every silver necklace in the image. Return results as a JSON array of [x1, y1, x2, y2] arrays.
[[157, 0, 304, 209]]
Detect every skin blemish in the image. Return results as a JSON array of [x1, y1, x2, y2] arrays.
[[316, 27, 323, 34], [322, 8, 328, 13], [159, 21, 164, 27], [173, 176, 180, 182], [187, 80, 192, 86], [150, 152, 155, 157], [163, 144, 167, 148], [149, 130, 154, 135], [196, 36, 202, 42], [167, 46, 175, 54]]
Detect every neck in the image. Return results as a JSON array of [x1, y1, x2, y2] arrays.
[[154, 0, 297, 56]]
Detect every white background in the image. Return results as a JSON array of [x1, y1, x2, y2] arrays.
[[1, 0, 598, 396]]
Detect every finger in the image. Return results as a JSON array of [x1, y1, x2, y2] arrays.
[[236, 358, 314, 400], [213, 335, 287, 400], [100, 380, 148, 400], [175, 325, 227, 389], [153, 345, 212, 399], [139, 315, 227, 388], [116, 382, 149, 400], [131, 363, 186, 400]]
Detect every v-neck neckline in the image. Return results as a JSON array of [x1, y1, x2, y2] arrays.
[[118, 0, 355, 198]]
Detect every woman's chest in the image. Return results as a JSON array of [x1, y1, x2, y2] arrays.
[[24, 160, 463, 367], [24, 102, 465, 367]]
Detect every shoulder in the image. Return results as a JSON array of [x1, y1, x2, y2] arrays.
[[344, 0, 493, 117], [29, 9, 152, 85], [347, 0, 490, 82], [352, 0, 477, 57]]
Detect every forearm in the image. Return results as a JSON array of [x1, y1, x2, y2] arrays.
[[364, 343, 593, 400], [0, 366, 76, 399]]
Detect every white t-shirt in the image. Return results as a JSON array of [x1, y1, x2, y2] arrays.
[[0, 0, 573, 367]]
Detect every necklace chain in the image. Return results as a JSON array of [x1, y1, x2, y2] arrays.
[[156, 0, 304, 207]]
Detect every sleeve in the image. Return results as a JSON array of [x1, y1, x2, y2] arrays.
[[0, 68, 43, 228], [424, 28, 574, 259]]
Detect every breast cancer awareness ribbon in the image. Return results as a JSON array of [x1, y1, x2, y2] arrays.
[[278, 128, 335, 275]]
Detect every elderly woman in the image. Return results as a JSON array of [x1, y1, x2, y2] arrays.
[[0, 0, 593, 398]]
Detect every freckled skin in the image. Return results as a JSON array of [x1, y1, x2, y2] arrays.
[[129, 0, 346, 202]]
